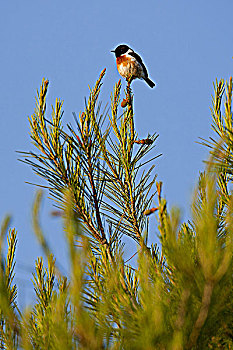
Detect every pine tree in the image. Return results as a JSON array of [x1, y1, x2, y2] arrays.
[[0, 72, 232, 349]]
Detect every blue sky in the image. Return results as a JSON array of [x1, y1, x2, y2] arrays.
[[1, 0, 232, 306]]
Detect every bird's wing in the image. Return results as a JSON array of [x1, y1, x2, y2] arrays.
[[128, 51, 148, 77]]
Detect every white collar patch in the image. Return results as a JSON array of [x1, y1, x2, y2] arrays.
[[124, 49, 135, 59]]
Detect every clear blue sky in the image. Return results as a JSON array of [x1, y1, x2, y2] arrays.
[[1, 0, 232, 306]]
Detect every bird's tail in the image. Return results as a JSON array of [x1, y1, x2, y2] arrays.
[[144, 77, 156, 88]]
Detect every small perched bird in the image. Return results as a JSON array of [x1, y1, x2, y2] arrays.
[[111, 44, 155, 88]]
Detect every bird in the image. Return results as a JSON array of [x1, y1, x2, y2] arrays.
[[111, 44, 155, 88]]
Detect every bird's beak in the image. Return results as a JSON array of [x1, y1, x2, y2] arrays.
[[111, 50, 115, 53]]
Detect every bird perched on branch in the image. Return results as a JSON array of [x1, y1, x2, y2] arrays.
[[111, 44, 155, 88]]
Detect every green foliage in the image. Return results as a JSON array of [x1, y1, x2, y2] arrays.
[[0, 218, 19, 349], [21, 71, 159, 252], [0, 73, 232, 349]]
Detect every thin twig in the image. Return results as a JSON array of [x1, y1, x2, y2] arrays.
[[187, 281, 214, 349]]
